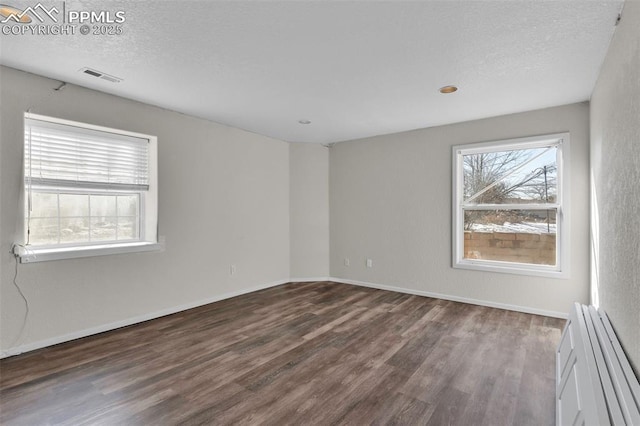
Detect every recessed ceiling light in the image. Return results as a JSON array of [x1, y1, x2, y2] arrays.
[[298, 119, 311, 125], [439, 85, 458, 94]]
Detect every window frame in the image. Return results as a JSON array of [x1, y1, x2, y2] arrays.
[[452, 133, 570, 278], [16, 112, 161, 263]]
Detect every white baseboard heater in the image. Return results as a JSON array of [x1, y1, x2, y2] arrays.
[[557, 303, 640, 425]]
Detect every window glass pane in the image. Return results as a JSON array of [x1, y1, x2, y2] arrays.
[[27, 191, 141, 245], [30, 192, 58, 218], [60, 217, 90, 243], [463, 146, 557, 204], [116, 195, 139, 240], [117, 195, 139, 217], [59, 194, 89, 217], [463, 209, 556, 265], [117, 217, 138, 240], [28, 218, 59, 245], [91, 217, 117, 241], [90, 195, 117, 218]]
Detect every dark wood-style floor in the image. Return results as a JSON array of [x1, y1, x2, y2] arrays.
[[0, 281, 565, 425]]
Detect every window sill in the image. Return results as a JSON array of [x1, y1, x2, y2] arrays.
[[14, 241, 164, 263], [454, 259, 568, 279]]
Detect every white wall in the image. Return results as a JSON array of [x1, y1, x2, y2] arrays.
[[330, 103, 591, 317], [0, 66, 290, 354], [289, 143, 330, 279], [590, 0, 640, 373]]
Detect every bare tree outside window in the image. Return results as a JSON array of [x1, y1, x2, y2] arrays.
[[462, 147, 557, 232]]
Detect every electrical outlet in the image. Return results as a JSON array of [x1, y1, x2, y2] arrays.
[[344, 258, 350, 267], [230, 264, 236, 276], [366, 258, 373, 268]]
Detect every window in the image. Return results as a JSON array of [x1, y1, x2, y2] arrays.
[[16, 113, 160, 262], [452, 133, 569, 278]]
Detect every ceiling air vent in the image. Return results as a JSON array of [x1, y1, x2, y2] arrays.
[[79, 67, 122, 83]]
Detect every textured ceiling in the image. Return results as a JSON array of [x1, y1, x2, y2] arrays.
[[0, 1, 624, 143]]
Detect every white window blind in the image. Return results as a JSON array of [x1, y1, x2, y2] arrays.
[[25, 117, 149, 191]]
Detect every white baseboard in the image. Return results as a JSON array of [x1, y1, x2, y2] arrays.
[[0, 278, 289, 359], [289, 277, 331, 283], [330, 277, 569, 319]]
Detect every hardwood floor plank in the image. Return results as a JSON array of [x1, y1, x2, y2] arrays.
[[0, 282, 564, 425], [370, 392, 435, 426], [386, 319, 451, 373], [424, 386, 472, 426], [512, 324, 561, 425], [329, 364, 411, 425]]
